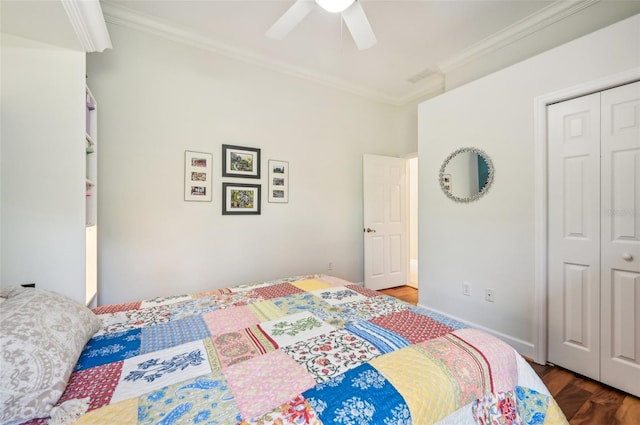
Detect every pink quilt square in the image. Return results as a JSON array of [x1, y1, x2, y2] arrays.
[[346, 285, 382, 298], [370, 311, 453, 344], [58, 362, 124, 412], [212, 326, 278, 368], [223, 350, 316, 420], [206, 291, 263, 308], [254, 283, 303, 300], [92, 301, 141, 315], [453, 328, 518, 392], [203, 305, 261, 336]]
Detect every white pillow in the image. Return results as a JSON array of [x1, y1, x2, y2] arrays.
[[0, 286, 101, 424]]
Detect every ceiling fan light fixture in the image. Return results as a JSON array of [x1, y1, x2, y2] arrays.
[[315, 0, 355, 13]]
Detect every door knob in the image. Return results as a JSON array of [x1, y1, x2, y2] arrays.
[[364, 227, 377, 233], [622, 253, 634, 261]]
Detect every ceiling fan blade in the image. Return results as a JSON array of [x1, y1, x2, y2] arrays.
[[341, 0, 377, 50], [266, 0, 315, 40]]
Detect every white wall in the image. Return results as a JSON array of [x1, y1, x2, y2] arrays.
[[395, 100, 421, 155], [418, 14, 640, 357], [1, 34, 87, 302], [87, 24, 408, 305]]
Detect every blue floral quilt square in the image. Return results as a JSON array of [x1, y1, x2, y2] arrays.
[[303, 363, 411, 424], [75, 328, 141, 372]]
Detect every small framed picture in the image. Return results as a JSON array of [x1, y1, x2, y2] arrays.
[[268, 160, 289, 203], [222, 183, 261, 215], [184, 151, 212, 202], [222, 144, 261, 179]]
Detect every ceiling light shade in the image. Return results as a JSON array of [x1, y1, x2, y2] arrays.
[[315, 0, 355, 13]]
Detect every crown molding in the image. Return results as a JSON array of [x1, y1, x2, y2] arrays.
[[100, 0, 599, 106], [437, 0, 600, 74], [61, 0, 112, 52], [101, 1, 400, 105]]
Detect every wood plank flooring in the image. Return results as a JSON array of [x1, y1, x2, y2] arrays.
[[529, 362, 640, 425], [379, 285, 640, 424], [379, 285, 418, 305]]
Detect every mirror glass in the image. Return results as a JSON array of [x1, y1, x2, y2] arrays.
[[439, 147, 494, 202]]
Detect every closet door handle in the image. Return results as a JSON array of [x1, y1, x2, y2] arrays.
[[622, 253, 633, 262]]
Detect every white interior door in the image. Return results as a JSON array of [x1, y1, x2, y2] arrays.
[[548, 93, 602, 380], [363, 154, 407, 290], [600, 81, 640, 397]]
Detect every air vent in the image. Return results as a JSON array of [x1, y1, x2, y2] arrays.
[[407, 68, 437, 84]]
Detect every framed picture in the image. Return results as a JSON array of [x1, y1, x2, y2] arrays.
[[222, 183, 261, 215], [222, 144, 261, 179], [184, 151, 212, 201], [268, 160, 289, 203]]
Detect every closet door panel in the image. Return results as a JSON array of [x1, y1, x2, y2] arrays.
[[562, 263, 594, 347], [610, 151, 640, 241], [601, 81, 640, 397], [610, 271, 640, 360], [548, 93, 601, 380]]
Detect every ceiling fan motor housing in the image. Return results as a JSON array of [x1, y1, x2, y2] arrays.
[[316, 0, 355, 13]]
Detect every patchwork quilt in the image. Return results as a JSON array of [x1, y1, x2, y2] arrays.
[[21, 275, 566, 425]]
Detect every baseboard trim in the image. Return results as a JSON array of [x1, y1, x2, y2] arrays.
[[417, 303, 536, 360]]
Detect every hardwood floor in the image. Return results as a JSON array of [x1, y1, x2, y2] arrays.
[[379, 285, 418, 305], [379, 285, 640, 424], [529, 362, 640, 424]]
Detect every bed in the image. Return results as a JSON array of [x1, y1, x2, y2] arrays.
[[1, 275, 568, 425]]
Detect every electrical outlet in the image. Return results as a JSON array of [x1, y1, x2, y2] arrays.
[[485, 288, 495, 302], [462, 282, 471, 296], [328, 261, 333, 271]]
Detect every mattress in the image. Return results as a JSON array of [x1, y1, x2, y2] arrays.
[[18, 274, 567, 425]]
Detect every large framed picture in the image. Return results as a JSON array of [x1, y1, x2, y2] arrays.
[[268, 160, 289, 203], [222, 183, 261, 215], [222, 144, 261, 179], [184, 150, 212, 202]]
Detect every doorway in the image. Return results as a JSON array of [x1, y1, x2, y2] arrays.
[[362, 153, 418, 294], [408, 156, 419, 289]]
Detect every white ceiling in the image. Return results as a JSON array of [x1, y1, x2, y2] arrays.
[[3, 0, 640, 104], [1, 0, 83, 51]]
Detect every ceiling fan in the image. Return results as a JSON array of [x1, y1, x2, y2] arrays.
[[267, 0, 377, 50]]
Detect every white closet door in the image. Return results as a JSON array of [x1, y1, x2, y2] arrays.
[[548, 93, 601, 380], [600, 81, 640, 397]]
